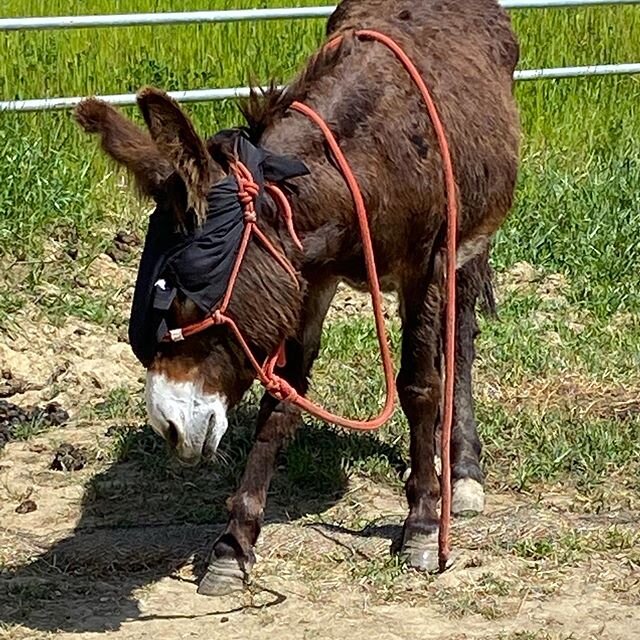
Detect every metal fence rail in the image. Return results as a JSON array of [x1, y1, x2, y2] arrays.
[[0, 0, 638, 31], [1, 1, 639, 112], [2, 63, 640, 112]]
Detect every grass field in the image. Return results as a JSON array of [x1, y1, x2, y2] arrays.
[[1, 2, 639, 638], [1, 1, 640, 318]]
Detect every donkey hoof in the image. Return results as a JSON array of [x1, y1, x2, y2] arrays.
[[452, 478, 485, 517], [400, 531, 440, 573], [197, 556, 246, 597]]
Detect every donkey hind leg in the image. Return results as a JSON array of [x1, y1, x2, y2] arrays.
[[404, 250, 492, 516], [449, 249, 492, 517], [397, 264, 443, 573], [198, 279, 338, 596]]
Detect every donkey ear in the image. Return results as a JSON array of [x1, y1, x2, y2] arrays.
[[136, 87, 215, 223], [74, 98, 172, 198]]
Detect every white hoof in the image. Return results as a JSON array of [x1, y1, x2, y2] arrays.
[[197, 556, 246, 597], [400, 531, 440, 573], [452, 478, 485, 517]]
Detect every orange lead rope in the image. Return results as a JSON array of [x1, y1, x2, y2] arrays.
[[166, 29, 458, 571], [296, 30, 459, 570]]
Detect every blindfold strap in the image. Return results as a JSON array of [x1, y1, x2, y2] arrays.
[[152, 281, 178, 345], [152, 280, 177, 311]]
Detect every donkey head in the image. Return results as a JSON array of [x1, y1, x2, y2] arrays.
[[76, 89, 305, 465]]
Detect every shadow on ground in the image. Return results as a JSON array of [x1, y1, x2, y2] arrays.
[[0, 402, 406, 633]]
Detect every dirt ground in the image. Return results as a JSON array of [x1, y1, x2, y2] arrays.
[[0, 258, 638, 640]]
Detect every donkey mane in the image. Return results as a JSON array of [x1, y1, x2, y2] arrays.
[[239, 36, 353, 143]]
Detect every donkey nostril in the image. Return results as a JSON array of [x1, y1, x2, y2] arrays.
[[165, 420, 180, 449]]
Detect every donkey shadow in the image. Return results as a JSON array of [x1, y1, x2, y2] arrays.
[[0, 401, 406, 633]]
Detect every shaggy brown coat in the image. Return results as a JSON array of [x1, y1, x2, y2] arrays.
[[75, 0, 520, 593]]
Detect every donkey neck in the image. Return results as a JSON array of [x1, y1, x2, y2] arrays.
[[262, 113, 364, 227], [258, 109, 387, 285]]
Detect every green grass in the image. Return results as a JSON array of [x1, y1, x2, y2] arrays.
[[1, 3, 640, 498], [1, 2, 639, 315], [92, 386, 146, 421], [9, 414, 52, 441], [434, 572, 515, 620], [308, 301, 640, 493], [0, 0, 334, 256], [508, 526, 640, 565]]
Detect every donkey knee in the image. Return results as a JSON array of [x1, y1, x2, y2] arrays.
[[397, 373, 441, 422]]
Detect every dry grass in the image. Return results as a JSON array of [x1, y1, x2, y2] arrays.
[[479, 372, 640, 421]]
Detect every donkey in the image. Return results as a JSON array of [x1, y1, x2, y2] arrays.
[[76, 0, 519, 594]]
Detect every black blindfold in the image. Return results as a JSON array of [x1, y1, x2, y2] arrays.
[[128, 132, 309, 367]]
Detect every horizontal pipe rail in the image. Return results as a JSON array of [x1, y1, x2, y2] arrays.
[[515, 62, 640, 79], [1, 1, 638, 112], [1, 0, 639, 31], [0, 7, 335, 31], [1, 63, 638, 112], [0, 87, 261, 112]]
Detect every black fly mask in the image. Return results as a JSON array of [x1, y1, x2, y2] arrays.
[[128, 131, 309, 367]]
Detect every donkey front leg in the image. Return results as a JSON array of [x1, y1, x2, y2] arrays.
[[198, 392, 302, 595], [198, 279, 338, 596], [397, 269, 443, 573]]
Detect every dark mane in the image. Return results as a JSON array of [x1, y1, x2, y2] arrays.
[[239, 35, 353, 143]]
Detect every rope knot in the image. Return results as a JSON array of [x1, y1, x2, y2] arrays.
[[238, 178, 259, 207], [265, 376, 298, 402], [243, 210, 257, 224], [211, 310, 225, 325]]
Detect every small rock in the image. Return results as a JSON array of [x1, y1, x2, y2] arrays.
[[0, 372, 42, 399], [107, 230, 142, 264], [15, 499, 37, 514], [104, 425, 119, 437], [28, 443, 48, 454], [0, 400, 70, 449], [106, 246, 130, 264], [38, 402, 70, 427], [220, 617, 229, 624], [0, 400, 32, 445], [50, 443, 87, 472]]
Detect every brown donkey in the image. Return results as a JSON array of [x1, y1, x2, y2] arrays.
[[76, 0, 519, 594]]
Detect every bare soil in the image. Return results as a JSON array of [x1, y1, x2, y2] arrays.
[[0, 260, 638, 640]]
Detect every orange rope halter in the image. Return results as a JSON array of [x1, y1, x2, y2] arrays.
[[165, 30, 458, 571]]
